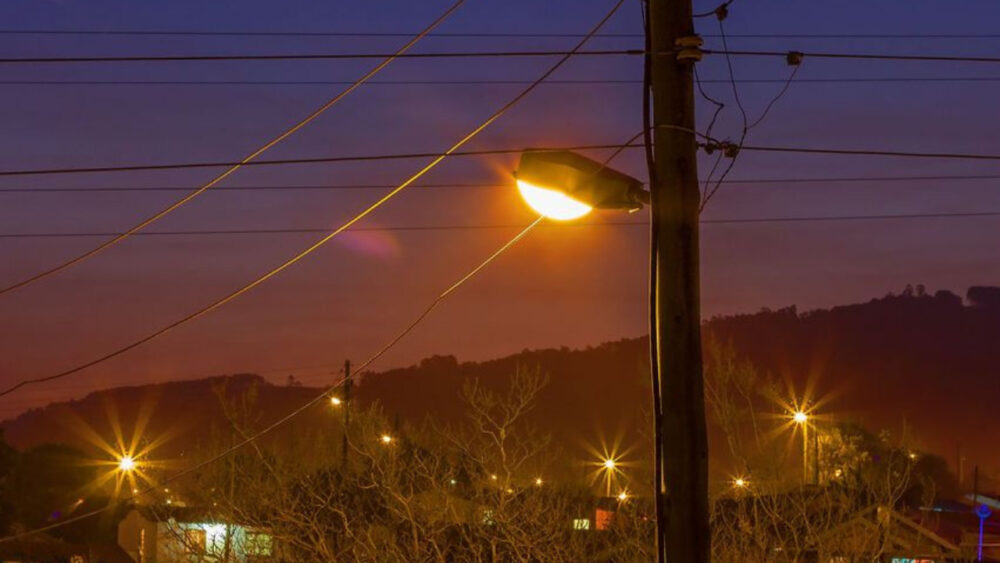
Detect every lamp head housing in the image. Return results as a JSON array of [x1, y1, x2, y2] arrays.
[[514, 150, 647, 220]]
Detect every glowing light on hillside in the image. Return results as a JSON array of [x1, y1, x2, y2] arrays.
[[118, 456, 136, 472]]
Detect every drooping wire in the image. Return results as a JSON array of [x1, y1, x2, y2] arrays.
[[748, 62, 802, 130], [693, 0, 738, 19], [0, 0, 466, 296], [701, 17, 805, 210], [700, 15, 748, 211], [0, 0, 629, 399], [694, 66, 726, 141]]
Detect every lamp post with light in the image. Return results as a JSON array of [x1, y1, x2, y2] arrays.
[[793, 411, 809, 483], [515, 149, 714, 549]]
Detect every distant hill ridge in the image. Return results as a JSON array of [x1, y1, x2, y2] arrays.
[[4, 286, 999, 473]]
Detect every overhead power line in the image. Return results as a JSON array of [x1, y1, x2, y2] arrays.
[[5, 77, 1000, 86], [703, 48, 1000, 64], [0, 0, 467, 297], [0, 49, 641, 64], [0, 0, 628, 399], [0, 144, 643, 178], [1, 211, 999, 240], [8, 48, 1000, 66], [3, 29, 1000, 39], [7, 141, 1000, 181], [5, 172, 1000, 194], [736, 145, 1000, 161]]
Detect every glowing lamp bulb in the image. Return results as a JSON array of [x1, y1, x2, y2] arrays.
[[118, 456, 135, 471], [733, 478, 747, 488], [380, 434, 393, 444], [603, 459, 616, 470], [516, 180, 592, 221], [793, 411, 808, 424], [330, 397, 342, 406], [618, 491, 628, 501], [535, 477, 543, 486]]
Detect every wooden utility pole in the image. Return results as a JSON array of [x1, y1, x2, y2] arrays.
[[647, 0, 710, 560], [342, 359, 352, 468]]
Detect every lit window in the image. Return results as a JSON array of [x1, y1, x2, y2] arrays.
[[573, 518, 591, 530]]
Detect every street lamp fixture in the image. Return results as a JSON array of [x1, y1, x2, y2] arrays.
[[733, 477, 748, 489], [380, 434, 393, 444], [793, 411, 808, 424], [617, 491, 629, 502], [330, 396, 342, 406], [514, 150, 647, 221], [603, 459, 616, 470]]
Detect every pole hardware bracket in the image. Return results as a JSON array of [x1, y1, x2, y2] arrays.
[[675, 35, 704, 62], [702, 140, 740, 158]]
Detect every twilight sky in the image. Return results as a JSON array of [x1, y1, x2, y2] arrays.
[[1, 0, 999, 419]]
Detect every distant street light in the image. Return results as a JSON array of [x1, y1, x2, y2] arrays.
[[118, 456, 136, 472], [791, 408, 820, 484], [617, 490, 629, 502], [732, 477, 748, 489], [603, 459, 617, 470], [380, 434, 393, 444], [535, 477, 544, 486], [330, 396, 342, 406]]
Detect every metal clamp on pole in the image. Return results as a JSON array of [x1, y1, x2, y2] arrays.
[[675, 35, 704, 62]]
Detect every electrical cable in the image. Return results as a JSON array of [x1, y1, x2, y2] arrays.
[[0, 0, 466, 296], [735, 145, 1000, 161], [700, 16, 749, 211], [5, 171, 1000, 193], [702, 48, 1000, 64], [693, 0, 738, 19], [13, 48, 1000, 67], [0, 0, 628, 398], [0, 144, 645, 178], [4, 29, 1000, 39], [5, 141, 1000, 183], [4, 77, 1000, 86], [2, 209, 999, 239], [0, 49, 642, 64]]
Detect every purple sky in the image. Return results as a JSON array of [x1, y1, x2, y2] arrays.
[[1, 0, 999, 419]]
